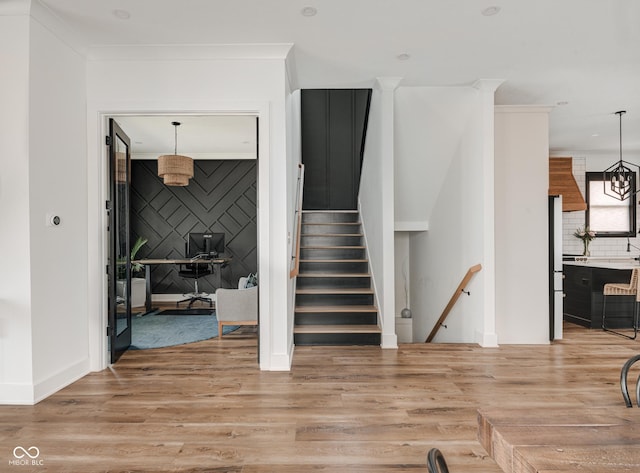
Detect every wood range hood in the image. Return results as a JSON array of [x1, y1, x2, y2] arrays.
[[549, 157, 587, 212]]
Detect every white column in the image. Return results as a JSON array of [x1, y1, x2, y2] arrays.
[[472, 79, 503, 347], [376, 77, 402, 348]]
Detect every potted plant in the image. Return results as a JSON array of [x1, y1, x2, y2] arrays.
[[574, 225, 596, 256], [117, 236, 148, 308]]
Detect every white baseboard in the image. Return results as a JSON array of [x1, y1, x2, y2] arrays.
[[475, 330, 499, 347], [0, 383, 36, 405], [0, 357, 90, 405], [381, 332, 398, 349], [34, 358, 90, 404]]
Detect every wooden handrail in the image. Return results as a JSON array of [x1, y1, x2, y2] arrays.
[[425, 263, 482, 342], [289, 164, 305, 278]]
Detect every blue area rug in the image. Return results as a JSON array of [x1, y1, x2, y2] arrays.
[[131, 313, 238, 350]]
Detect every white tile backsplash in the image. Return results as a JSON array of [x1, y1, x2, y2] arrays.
[[562, 157, 640, 256]]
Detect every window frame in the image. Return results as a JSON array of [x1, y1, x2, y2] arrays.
[[585, 171, 636, 238]]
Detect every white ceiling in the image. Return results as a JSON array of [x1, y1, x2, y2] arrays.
[[113, 115, 257, 160], [36, 0, 640, 156]]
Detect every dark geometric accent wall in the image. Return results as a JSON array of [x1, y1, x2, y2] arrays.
[[131, 159, 257, 295]]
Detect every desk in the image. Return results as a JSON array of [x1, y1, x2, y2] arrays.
[[135, 258, 231, 313], [478, 407, 640, 472]]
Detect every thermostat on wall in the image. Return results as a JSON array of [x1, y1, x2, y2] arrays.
[[46, 214, 61, 227]]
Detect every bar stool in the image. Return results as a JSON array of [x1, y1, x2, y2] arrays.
[[602, 268, 639, 340], [427, 448, 450, 473]]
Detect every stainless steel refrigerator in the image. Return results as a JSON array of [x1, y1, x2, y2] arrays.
[[549, 195, 564, 340]]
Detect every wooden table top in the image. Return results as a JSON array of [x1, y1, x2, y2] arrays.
[[134, 257, 230, 264], [478, 407, 640, 472]]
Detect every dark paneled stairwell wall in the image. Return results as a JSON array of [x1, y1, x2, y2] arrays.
[[131, 159, 257, 295], [301, 89, 371, 210]]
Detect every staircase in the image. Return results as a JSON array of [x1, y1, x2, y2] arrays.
[[293, 210, 381, 345]]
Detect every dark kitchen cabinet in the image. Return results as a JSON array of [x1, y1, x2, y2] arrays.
[[563, 263, 634, 328]]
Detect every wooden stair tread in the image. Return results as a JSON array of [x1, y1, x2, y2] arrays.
[[301, 245, 366, 249], [296, 288, 374, 294], [302, 210, 359, 213], [302, 233, 364, 237], [300, 259, 368, 263], [297, 272, 371, 277], [294, 324, 381, 334], [302, 222, 362, 226], [295, 305, 378, 313]]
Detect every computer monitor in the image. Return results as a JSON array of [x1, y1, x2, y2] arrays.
[[187, 232, 212, 258], [209, 232, 225, 256], [186, 232, 225, 257]]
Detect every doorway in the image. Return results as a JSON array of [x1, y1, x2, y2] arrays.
[[106, 114, 258, 361]]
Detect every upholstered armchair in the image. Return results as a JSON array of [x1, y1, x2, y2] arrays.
[[215, 285, 258, 338]]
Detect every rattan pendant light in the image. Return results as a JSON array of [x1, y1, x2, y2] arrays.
[[158, 121, 194, 186]]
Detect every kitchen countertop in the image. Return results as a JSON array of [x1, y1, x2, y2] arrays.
[[563, 256, 639, 270]]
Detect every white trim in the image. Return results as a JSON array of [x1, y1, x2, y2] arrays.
[[494, 105, 555, 114], [34, 358, 90, 404], [132, 152, 256, 161], [87, 101, 271, 372], [475, 330, 499, 347], [86, 43, 293, 61], [0, 384, 35, 406], [394, 221, 429, 232]]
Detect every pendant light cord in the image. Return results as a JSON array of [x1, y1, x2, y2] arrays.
[[617, 111, 626, 162], [172, 121, 181, 155]]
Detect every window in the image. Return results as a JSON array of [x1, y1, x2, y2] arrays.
[[586, 172, 636, 237]]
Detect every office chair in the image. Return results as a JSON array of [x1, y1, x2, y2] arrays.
[[177, 244, 214, 309], [426, 448, 450, 473]]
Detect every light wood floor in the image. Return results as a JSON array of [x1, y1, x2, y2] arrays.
[[2, 323, 639, 472]]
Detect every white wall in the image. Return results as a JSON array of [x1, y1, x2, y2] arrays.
[[359, 78, 399, 348], [0, 8, 88, 404], [0, 14, 34, 404], [85, 47, 293, 372], [29, 17, 89, 400], [495, 106, 552, 344], [394, 233, 410, 315], [395, 86, 487, 343]]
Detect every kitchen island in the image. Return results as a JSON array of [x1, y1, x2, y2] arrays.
[[563, 258, 638, 329]]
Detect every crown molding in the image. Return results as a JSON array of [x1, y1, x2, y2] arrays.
[[86, 43, 293, 61], [0, 0, 30, 15]]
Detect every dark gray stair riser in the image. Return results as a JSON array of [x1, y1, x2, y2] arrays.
[[299, 261, 369, 273], [295, 293, 374, 306], [302, 223, 361, 234], [294, 333, 380, 346], [302, 212, 360, 224], [301, 234, 362, 246], [295, 210, 378, 345], [300, 248, 366, 260], [296, 276, 371, 289], [295, 313, 378, 325]]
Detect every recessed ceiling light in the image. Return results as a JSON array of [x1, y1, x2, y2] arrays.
[[591, 134, 600, 137], [113, 9, 131, 20], [556, 101, 569, 106], [396, 53, 411, 61], [481, 6, 501, 16], [301, 6, 317, 17]]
